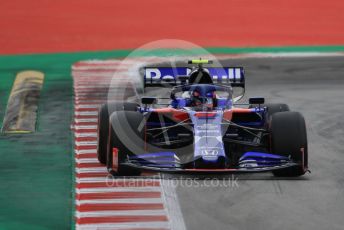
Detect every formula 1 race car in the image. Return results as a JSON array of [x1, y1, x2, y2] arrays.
[[97, 59, 308, 177]]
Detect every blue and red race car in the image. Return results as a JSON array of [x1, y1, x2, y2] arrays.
[[97, 59, 309, 177]]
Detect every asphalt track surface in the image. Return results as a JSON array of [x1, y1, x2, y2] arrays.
[[172, 56, 344, 230]]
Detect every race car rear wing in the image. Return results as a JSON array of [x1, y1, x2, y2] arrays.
[[144, 67, 245, 88]]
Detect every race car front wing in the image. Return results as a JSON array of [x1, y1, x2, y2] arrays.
[[122, 151, 300, 174]]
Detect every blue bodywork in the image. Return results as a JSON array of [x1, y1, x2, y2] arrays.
[[122, 67, 298, 173], [189, 110, 226, 164], [126, 151, 296, 172], [124, 84, 297, 173]]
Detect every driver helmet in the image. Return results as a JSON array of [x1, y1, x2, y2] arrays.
[[191, 90, 216, 110]]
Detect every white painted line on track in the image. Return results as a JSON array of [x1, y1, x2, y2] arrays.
[[75, 141, 97, 146], [76, 187, 162, 194], [76, 210, 167, 217], [76, 168, 108, 173], [74, 125, 98, 130], [75, 133, 97, 138], [75, 105, 100, 109], [75, 222, 170, 230], [76, 158, 99, 164], [75, 149, 97, 154], [76, 177, 111, 183], [75, 118, 98, 123], [75, 111, 98, 116], [76, 198, 163, 205]]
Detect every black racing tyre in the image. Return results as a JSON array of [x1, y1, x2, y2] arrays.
[[270, 111, 308, 177], [106, 111, 145, 176], [97, 102, 138, 164]]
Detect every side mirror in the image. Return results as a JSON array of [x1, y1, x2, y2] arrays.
[[141, 97, 157, 105], [249, 97, 265, 105]]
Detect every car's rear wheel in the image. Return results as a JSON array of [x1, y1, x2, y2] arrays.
[[264, 103, 290, 120], [106, 111, 145, 176], [97, 102, 138, 164], [270, 111, 308, 177]]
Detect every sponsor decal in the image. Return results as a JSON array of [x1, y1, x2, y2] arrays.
[[145, 67, 243, 84], [202, 149, 219, 156]]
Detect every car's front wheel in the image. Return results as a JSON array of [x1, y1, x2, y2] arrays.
[[270, 111, 308, 177], [106, 111, 145, 176], [97, 102, 138, 164]]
